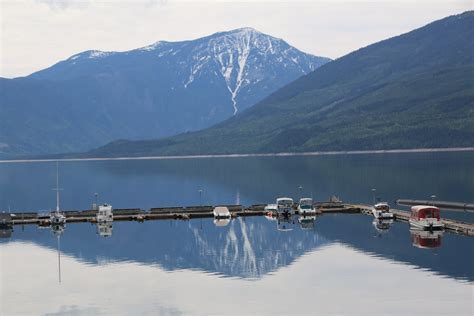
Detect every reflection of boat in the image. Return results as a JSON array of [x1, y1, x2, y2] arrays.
[[298, 198, 316, 215], [372, 218, 393, 233], [409, 206, 444, 230], [372, 202, 393, 219], [0, 213, 12, 238], [0, 226, 12, 238], [97, 204, 113, 223], [277, 215, 294, 232], [50, 163, 66, 225], [276, 197, 294, 216], [213, 218, 231, 227], [213, 206, 231, 219], [52, 224, 64, 284], [298, 215, 316, 230], [97, 222, 113, 237], [410, 228, 443, 249]]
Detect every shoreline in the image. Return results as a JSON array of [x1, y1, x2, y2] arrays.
[[1, 147, 473, 164]]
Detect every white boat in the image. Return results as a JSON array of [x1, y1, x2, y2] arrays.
[[410, 228, 443, 249], [264, 203, 277, 212], [97, 204, 113, 223], [50, 163, 66, 225], [276, 197, 294, 216], [213, 206, 231, 219], [297, 198, 316, 215], [409, 205, 444, 230], [372, 202, 394, 219]]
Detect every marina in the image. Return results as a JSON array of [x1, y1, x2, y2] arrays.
[[3, 200, 473, 236]]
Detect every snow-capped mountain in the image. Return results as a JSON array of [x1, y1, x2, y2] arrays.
[[1, 28, 330, 157]]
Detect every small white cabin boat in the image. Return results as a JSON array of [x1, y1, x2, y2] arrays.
[[298, 198, 316, 215], [372, 202, 394, 219], [409, 205, 444, 230], [213, 206, 231, 219], [264, 203, 277, 213], [276, 197, 294, 215], [97, 204, 113, 222]]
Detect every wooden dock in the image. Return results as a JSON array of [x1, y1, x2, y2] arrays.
[[3, 202, 473, 237]]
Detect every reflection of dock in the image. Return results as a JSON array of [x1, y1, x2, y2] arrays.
[[5, 202, 473, 236]]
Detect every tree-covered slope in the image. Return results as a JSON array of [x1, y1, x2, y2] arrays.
[[88, 11, 474, 157], [0, 28, 329, 158]]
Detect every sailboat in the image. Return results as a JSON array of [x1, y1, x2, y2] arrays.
[[50, 162, 66, 225]]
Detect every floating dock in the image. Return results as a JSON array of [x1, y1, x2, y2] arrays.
[[3, 202, 473, 236]]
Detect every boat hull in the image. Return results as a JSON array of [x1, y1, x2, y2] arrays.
[[409, 219, 444, 230]]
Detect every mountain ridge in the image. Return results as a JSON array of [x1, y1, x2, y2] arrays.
[[84, 11, 474, 157], [0, 28, 330, 157]]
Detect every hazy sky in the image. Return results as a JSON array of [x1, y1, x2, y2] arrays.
[[1, 0, 472, 78]]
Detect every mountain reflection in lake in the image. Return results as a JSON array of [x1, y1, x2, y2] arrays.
[[0, 152, 473, 315], [1, 215, 473, 316]]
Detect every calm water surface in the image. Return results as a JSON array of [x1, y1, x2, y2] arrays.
[[1, 152, 473, 315]]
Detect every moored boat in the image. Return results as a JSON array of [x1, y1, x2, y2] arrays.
[[409, 205, 444, 230], [276, 197, 294, 216], [372, 202, 394, 219], [213, 206, 231, 219], [297, 198, 316, 215]]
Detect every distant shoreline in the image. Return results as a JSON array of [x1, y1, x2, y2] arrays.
[[1, 147, 473, 164]]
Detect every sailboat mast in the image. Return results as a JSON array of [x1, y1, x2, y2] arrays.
[[56, 162, 60, 212]]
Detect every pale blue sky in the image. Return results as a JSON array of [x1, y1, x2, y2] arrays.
[[1, 0, 472, 78]]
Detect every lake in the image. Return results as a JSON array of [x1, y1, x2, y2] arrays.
[[1, 152, 473, 315]]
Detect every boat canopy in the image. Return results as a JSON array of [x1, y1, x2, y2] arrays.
[[374, 202, 389, 211], [410, 205, 440, 220], [277, 197, 293, 205]]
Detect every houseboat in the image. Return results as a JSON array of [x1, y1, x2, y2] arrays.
[[409, 205, 444, 230], [276, 197, 294, 216], [410, 228, 443, 249], [213, 206, 231, 219], [297, 198, 316, 215], [372, 202, 394, 219], [97, 204, 113, 223]]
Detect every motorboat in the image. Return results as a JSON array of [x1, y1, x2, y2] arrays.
[[297, 198, 316, 215], [409, 205, 444, 230], [276, 197, 294, 216], [372, 202, 394, 219], [213, 206, 231, 219], [410, 228, 443, 249], [97, 204, 113, 223]]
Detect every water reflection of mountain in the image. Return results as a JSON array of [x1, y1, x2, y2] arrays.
[[315, 214, 474, 282], [5, 217, 328, 279], [3, 214, 473, 282]]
